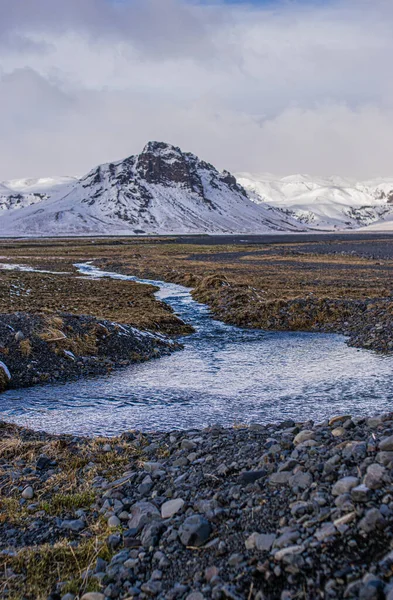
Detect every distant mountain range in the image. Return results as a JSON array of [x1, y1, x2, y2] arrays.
[[238, 173, 393, 231], [1, 142, 393, 236]]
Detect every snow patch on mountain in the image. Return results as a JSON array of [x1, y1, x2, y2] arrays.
[[238, 173, 393, 230]]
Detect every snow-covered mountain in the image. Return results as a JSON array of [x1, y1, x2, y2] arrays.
[[0, 142, 304, 236], [238, 173, 393, 231], [0, 176, 78, 214], [2, 144, 393, 236]]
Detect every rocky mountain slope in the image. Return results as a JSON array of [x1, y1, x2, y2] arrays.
[[238, 173, 393, 230], [0, 143, 303, 236]]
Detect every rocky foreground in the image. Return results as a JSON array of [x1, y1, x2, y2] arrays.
[[2, 415, 393, 599]]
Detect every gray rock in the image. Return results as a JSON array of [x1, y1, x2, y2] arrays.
[[332, 476, 359, 496], [181, 439, 197, 450], [379, 436, 393, 451], [269, 471, 291, 486], [61, 519, 85, 532], [141, 521, 165, 548], [21, 486, 34, 500], [358, 508, 386, 533], [293, 430, 315, 445], [161, 498, 185, 519], [314, 523, 337, 541], [80, 594, 105, 600], [179, 515, 212, 547], [376, 451, 393, 466], [351, 484, 371, 503], [239, 470, 265, 485], [245, 532, 276, 551], [108, 515, 121, 528], [363, 463, 387, 490], [289, 471, 312, 490], [358, 573, 385, 600], [128, 501, 161, 532], [274, 530, 300, 549], [274, 545, 305, 561], [342, 441, 367, 461]]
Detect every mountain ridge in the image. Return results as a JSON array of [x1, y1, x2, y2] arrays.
[[2, 143, 393, 235], [0, 142, 304, 236]]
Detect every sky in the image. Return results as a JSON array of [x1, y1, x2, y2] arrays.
[[0, 0, 392, 179]]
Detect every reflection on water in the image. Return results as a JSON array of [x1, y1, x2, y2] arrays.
[[1, 262, 393, 436]]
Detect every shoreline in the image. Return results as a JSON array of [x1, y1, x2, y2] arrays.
[[2, 412, 393, 599]]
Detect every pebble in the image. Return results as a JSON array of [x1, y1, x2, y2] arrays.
[[179, 515, 212, 547], [60, 519, 85, 532], [332, 476, 359, 496], [21, 486, 34, 500], [108, 515, 121, 528], [161, 498, 185, 519]]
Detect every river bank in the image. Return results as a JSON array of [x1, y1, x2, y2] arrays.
[[2, 413, 393, 599], [0, 312, 180, 391]]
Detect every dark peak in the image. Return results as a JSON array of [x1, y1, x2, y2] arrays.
[[141, 141, 183, 157]]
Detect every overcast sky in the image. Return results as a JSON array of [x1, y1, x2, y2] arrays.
[[0, 0, 392, 179]]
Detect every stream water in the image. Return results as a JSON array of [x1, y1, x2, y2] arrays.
[[1, 262, 393, 436]]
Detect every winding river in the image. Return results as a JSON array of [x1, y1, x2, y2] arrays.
[[1, 262, 393, 436]]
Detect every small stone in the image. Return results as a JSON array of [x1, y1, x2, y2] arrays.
[[274, 545, 304, 561], [358, 508, 386, 533], [128, 501, 161, 532], [181, 439, 197, 450], [314, 523, 336, 541], [102, 444, 111, 452], [179, 515, 212, 547], [379, 436, 393, 451], [186, 593, 205, 600], [36, 455, 51, 470], [61, 519, 85, 532], [108, 515, 121, 528], [293, 430, 314, 445], [332, 476, 359, 496], [331, 427, 346, 437], [329, 415, 351, 427], [269, 471, 291, 485], [80, 594, 105, 600], [21, 486, 34, 500], [239, 470, 265, 485], [289, 471, 312, 490], [351, 484, 370, 503], [363, 463, 387, 490], [161, 498, 185, 519], [358, 573, 385, 600], [141, 521, 165, 548], [333, 512, 356, 527], [245, 532, 276, 552]]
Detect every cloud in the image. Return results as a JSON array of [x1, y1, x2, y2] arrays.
[[0, 0, 392, 178]]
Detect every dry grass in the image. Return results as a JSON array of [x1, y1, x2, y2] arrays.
[[18, 339, 32, 356], [0, 537, 112, 600]]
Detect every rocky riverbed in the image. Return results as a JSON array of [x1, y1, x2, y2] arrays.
[[0, 312, 180, 391], [2, 414, 393, 599]]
